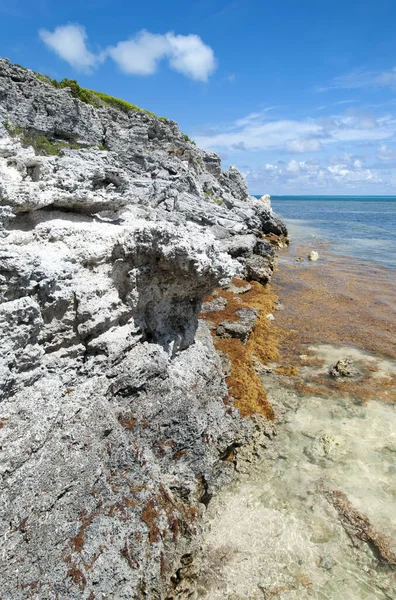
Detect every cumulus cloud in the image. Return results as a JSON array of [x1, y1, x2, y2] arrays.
[[39, 24, 98, 72], [165, 33, 216, 81], [244, 157, 382, 194], [107, 31, 216, 81], [107, 31, 169, 76], [377, 144, 396, 160], [39, 23, 216, 82]]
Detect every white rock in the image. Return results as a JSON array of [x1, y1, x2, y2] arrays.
[[0, 57, 289, 600], [259, 194, 271, 209], [308, 250, 319, 261]]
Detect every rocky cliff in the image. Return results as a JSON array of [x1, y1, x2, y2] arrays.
[[0, 58, 286, 599]]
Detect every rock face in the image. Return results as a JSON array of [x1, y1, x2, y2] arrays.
[[0, 58, 287, 599]]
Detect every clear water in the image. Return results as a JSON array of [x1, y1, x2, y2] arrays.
[[254, 196, 396, 269], [198, 367, 396, 599], [198, 197, 396, 599]]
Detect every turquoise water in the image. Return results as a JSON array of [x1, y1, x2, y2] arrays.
[[256, 196, 396, 269]]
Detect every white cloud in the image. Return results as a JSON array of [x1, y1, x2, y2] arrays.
[[244, 156, 383, 194], [194, 108, 396, 153], [316, 100, 355, 111], [194, 116, 321, 151], [234, 108, 278, 128], [327, 163, 380, 183], [107, 31, 169, 76], [235, 112, 262, 127], [319, 67, 396, 91], [286, 159, 301, 173], [39, 24, 217, 82], [377, 144, 396, 160], [285, 138, 322, 153], [166, 33, 216, 81], [39, 24, 98, 72], [107, 30, 216, 81]]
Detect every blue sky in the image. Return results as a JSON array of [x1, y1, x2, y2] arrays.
[[2, 0, 396, 194]]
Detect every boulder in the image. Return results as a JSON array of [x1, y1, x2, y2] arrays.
[[217, 307, 258, 343]]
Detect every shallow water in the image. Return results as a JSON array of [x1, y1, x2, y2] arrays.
[[273, 242, 396, 367], [198, 372, 396, 599], [198, 203, 396, 599]]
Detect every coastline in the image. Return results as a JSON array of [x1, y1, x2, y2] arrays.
[[1, 58, 395, 599], [195, 237, 396, 599], [0, 60, 290, 600]]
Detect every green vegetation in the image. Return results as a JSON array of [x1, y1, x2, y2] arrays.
[[4, 121, 84, 156], [183, 133, 196, 145], [203, 189, 223, 205], [4, 121, 24, 137], [90, 88, 156, 116], [32, 72, 156, 117], [33, 72, 58, 86]]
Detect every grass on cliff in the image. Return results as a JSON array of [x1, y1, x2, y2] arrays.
[[33, 73, 157, 117], [31, 71, 195, 143], [4, 121, 87, 156]]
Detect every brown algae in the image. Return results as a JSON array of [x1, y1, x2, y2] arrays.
[[201, 278, 281, 420]]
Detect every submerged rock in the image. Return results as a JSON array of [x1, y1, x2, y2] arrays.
[[304, 433, 346, 463], [329, 358, 357, 378]]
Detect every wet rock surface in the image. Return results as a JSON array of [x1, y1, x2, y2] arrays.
[[328, 358, 358, 378], [0, 59, 287, 599], [216, 308, 258, 343]]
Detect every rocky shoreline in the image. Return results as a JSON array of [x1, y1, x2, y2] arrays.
[[194, 242, 396, 600], [0, 59, 288, 599]]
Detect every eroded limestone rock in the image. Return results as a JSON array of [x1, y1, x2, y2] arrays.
[[0, 58, 287, 599]]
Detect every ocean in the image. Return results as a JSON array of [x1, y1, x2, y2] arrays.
[[255, 195, 396, 269]]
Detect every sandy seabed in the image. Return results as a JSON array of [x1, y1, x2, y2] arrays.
[[196, 243, 396, 600]]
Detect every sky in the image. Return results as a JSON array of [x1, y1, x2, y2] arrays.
[[1, 0, 396, 195]]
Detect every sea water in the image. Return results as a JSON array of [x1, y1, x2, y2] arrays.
[[268, 196, 396, 269]]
